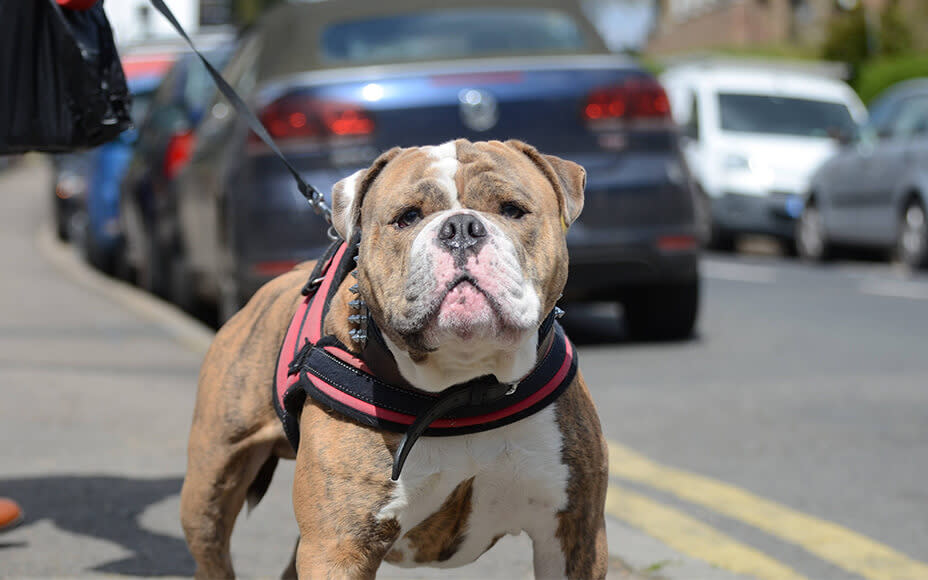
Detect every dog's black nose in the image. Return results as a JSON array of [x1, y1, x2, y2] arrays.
[[438, 213, 487, 254]]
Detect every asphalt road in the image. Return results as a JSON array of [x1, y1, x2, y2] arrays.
[[2, 157, 927, 580], [560, 248, 928, 579]]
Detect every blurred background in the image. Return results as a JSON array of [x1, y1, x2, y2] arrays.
[[36, 0, 928, 328], [2, 1, 928, 578]]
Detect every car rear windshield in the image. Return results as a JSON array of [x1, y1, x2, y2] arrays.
[[321, 8, 590, 65], [718, 93, 857, 137]]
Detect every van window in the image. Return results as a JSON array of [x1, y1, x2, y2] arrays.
[[684, 94, 700, 140], [718, 93, 856, 138]]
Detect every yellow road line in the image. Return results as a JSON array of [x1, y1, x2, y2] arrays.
[[608, 441, 928, 580], [606, 483, 807, 580]]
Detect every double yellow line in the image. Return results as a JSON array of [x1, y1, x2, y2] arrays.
[[605, 441, 928, 580]]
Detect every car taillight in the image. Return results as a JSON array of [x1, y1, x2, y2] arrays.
[[250, 95, 375, 145], [584, 78, 671, 124], [163, 130, 195, 179]]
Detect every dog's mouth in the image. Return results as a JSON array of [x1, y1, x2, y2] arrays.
[[432, 276, 501, 336]]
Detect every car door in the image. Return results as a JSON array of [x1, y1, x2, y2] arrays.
[[181, 34, 261, 288], [876, 96, 928, 243]]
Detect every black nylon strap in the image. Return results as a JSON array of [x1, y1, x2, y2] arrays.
[[391, 378, 514, 480], [147, 0, 328, 213]]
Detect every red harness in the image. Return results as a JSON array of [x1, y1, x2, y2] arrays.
[[273, 241, 577, 479]]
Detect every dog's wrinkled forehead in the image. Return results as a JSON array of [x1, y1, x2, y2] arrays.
[[330, 139, 585, 241]]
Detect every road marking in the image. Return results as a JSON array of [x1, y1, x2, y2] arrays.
[[858, 279, 928, 301], [608, 441, 928, 580], [701, 260, 777, 283], [606, 483, 807, 580]]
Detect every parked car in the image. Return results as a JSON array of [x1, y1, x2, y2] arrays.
[[661, 61, 866, 253], [120, 38, 236, 303], [174, 0, 700, 339], [799, 79, 928, 269], [50, 151, 93, 241], [79, 51, 177, 273]]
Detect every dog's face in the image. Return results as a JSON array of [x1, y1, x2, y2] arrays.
[[331, 139, 584, 390]]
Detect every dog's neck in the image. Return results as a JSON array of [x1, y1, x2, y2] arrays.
[[380, 331, 539, 392]]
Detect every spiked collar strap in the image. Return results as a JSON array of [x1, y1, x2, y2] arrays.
[[273, 241, 577, 480]]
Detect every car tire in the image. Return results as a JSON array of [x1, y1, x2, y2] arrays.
[[55, 208, 70, 242], [217, 274, 244, 325], [83, 230, 117, 275], [167, 250, 196, 313], [695, 188, 735, 252], [708, 230, 736, 252], [895, 199, 928, 270], [139, 237, 170, 297], [796, 203, 832, 262], [622, 280, 700, 341]]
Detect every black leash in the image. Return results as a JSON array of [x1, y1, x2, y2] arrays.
[[147, 0, 335, 232]]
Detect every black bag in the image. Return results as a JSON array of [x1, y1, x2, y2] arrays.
[[0, 0, 132, 154]]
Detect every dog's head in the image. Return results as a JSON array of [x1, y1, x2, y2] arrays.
[[331, 139, 584, 390]]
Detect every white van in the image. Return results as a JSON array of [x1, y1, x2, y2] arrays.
[[661, 61, 867, 251]]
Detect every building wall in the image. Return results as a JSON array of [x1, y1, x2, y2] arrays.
[[648, 0, 924, 55]]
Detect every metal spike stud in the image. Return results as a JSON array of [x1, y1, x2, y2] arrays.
[[348, 314, 368, 325], [349, 329, 368, 344], [349, 284, 359, 294], [348, 299, 364, 310], [554, 306, 565, 319], [350, 270, 358, 279]]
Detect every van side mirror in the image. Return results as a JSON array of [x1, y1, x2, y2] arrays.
[[827, 127, 854, 146]]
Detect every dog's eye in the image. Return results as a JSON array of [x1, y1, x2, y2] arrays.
[[393, 208, 423, 229], [500, 202, 528, 220]]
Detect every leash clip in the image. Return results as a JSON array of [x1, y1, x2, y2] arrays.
[[505, 382, 518, 396]]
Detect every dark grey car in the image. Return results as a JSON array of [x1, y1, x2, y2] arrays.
[[172, 0, 700, 339], [800, 79, 928, 269]]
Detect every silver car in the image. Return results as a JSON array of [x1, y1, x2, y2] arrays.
[[799, 79, 928, 269]]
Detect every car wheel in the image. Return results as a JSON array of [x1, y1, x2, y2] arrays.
[[167, 250, 196, 313], [796, 203, 831, 262], [138, 237, 170, 297], [83, 230, 116, 275], [217, 275, 244, 325], [55, 207, 70, 241], [622, 280, 700, 341], [895, 200, 928, 270], [708, 230, 736, 252], [694, 187, 713, 246]]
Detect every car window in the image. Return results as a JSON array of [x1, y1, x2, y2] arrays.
[[183, 47, 235, 118], [684, 93, 700, 140], [321, 8, 590, 65], [888, 96, 928, 139], [717, 93, 857, 138]]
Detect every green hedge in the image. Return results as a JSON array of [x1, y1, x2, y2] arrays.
[[855, 55, 928, 104]]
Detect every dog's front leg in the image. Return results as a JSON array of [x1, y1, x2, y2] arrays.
[[291, 403, 402, 579]]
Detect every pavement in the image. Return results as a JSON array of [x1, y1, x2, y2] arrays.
[[0, 158, 759, 578]]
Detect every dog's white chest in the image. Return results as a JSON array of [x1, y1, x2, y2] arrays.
[[378, 405, 569, 568]]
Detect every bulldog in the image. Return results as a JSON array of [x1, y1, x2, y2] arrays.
[[180, 139, 608, 579]]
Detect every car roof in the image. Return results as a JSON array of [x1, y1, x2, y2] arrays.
[[873, 77, 928, 102], [252, 0, 609, 81], [661, 62, 858, 103]]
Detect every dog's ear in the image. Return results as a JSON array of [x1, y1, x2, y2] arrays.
[[331, 147, 403, 241], [505, 140, 585, 228]]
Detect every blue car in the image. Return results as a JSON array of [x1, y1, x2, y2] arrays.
[[174, 0, 701, 339], [80, 64, 173, 273]]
